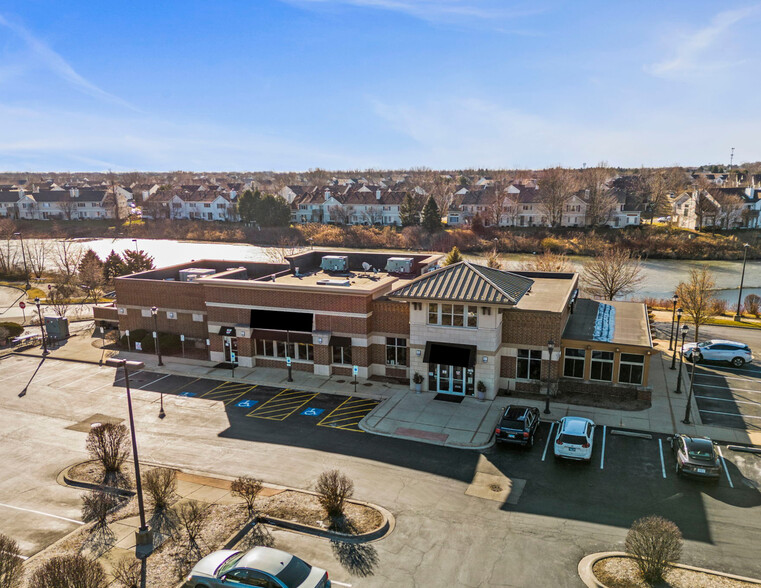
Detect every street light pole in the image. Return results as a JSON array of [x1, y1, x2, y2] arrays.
[[682, 344, 699, 425], [13, 232, 30, 290], [151, 306, 164, 367], [286, 330, 293, 383], [544, 339, 554, 414], [670, 308, 683, 370], [668, 295, 678, 351], [34, 297, 48, 355], [674, 325, 688, 394], [733, 243, 750, 322], [105, 359, 152, 555]]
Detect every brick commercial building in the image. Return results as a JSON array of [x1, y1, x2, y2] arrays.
[[96, 250, 656, 402]]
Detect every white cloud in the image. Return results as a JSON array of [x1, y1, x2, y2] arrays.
[[645, 5, 760, 78], [0, 13, 140, 111]]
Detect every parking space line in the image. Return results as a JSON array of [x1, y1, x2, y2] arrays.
[[136, 374, 171, 390], [695, 395, 761, 406], [0, 502, 84, 525], [717, 446, 734, 489], [92, 369, 145, 392], [600, 425, 606, 469], [27, 362, 82, 385], [542, 422, 556, 461], [693, 383, 761, 395], [247, 389, 317, 421], [200, 382, 257, 406], [657, 439, 667, 478], [699, 409, 761, 420], [316, 397, 377, 431]]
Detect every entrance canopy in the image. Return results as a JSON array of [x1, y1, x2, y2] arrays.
[[424, 342, 476, 368], [218, 326, 236, 336]]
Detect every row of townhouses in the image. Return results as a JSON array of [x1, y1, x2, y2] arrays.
[[672, 187, 761, 230], [0, 188, 127, 220]]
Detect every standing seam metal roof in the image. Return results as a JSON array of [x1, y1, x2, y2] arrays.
[[388, 261, 533, 305]]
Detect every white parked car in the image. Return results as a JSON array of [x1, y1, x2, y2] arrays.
[[682, 340, 753, 368], [184, 547, 331, 588], [554, 416, 595, 462]]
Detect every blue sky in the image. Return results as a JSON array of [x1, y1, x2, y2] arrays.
[[1, 0, 759, 171]]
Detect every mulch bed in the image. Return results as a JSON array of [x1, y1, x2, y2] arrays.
[[593, 556, 759, 588]]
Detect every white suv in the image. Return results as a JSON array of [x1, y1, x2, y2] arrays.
[[682, 340, 753, 368], [554, 416, 595, 462]]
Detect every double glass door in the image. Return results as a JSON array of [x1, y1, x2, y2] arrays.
[[428, 363, 473, 395], [224, 337, 238, 363]]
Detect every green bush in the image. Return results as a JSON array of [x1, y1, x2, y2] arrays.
[[0, 322, 24, 338]]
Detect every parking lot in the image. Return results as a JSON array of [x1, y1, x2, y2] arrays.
[[688, 362, 761, 431]]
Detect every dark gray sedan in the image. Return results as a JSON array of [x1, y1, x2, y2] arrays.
[[670, 434, 721, 480]]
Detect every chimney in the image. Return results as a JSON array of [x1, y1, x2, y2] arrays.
[[376, 189, 381, 200], [324, 189, 331, 202]]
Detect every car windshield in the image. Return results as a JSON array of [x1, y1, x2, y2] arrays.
[[275, 556, 312, 588], [216, 553, 244, 576], [559, 434, 587, 446], [697, 341, 713, 348]]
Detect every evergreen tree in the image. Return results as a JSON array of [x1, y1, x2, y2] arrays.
[[421, 196, 441, 232], [442, 246, 464, 266], [237, 190, 259, 224], [258, 195, 291, 227], [78, 249, 103, 274], [103, 250, 126, 281], [399, 193, 420, 227], [123, 249, 155, 274]]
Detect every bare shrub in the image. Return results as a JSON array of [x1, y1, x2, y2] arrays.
[[231, 476, 263, 518], [111, 555, 141, 588], [143, 468, 177, 512], [625, 515, 683, 584], [28, 554, 107, 588], [175, 500, 209, 556], [315, 470, 354, 519], [709, 298, 728, 316], [86, 423, 130, 476], [744, 293, 761, 317], [0, 533, 24, 588]]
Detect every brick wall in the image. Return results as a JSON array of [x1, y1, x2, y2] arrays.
[[204, 284, 372, 315], [371, 300, 410, 334], [558, 379, 651, 403], [502, 310, 563, 347], [115, 278, 206, 311], [120, 309, 208, 339], [500, 356, 516, 377], [314, 344, 331, 366], [256, 358, 312, 372]]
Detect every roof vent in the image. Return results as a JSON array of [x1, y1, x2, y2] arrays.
[[385, 257, 413, 274], [320, 255, 348, 272], [316, 279, 351, 286]]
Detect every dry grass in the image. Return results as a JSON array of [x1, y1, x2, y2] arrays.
[[594, 556, 759, 588]]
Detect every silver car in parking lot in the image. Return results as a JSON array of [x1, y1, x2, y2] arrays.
[[682, 339, 753, 367], [553, 416, 595, 462]]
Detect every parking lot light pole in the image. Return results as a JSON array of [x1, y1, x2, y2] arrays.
[[151, 306, 164, 367], [682, 342, 700, 425], [13, 232, 31, 290], [34, 297, 48, 355], [104, 358, 152, 555], [670, 308, 683, 370], [733, 243, 750, 322], [675, 325, 688, 394], [668, 295, 678, 350], [544, 339, 554, 414]]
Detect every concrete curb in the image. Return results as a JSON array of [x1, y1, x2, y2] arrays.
[[578, 551, 761, 587], [59, 461, 394, 544]]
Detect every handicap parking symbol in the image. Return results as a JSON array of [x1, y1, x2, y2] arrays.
[[179, 392, 196, 397], [301, 408, 325, 417], [236, 399, 258, 408]]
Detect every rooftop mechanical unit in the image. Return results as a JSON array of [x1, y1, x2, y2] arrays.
[[179, 268, 217, 282], [320, 255, 348, 272], [385, 257, 414, 274]]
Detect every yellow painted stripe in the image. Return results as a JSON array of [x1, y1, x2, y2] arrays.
[[247, 389, 318, 420], [199, 381, 233, 398]]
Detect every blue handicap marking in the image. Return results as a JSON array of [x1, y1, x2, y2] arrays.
[[301, 408, 325, 417], [179, 392, 196, 397], [236, 399, 259, 408]]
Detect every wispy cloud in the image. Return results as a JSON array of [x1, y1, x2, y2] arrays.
[[0, 13, 140, 111], [645, 5, 760, 78], [287, 0, 544, 22]]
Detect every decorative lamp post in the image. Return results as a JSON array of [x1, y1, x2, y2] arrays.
[[13, 232, 30, 290], [668, 294, 678, 351], [734, 243, 750, 322], [670, 308, 683, 370], [132, 238, 138, 251], [104, 359, 153, 555], [34, 297, 48, 355], [674, 325, 688, 394], [544, 339, 555, 414], [151, 306, 164, 367], [682, 341, 700, 425]]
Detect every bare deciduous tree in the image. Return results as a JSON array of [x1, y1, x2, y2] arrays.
[[86, 423, 130, 477], [28, 555, 107, 588], [175, 500, 209, 557], [111, 555, 141, 588], [537, 167, 578, 227], [581, 164, 617, 227], [53, 240, 84, 280], [676, 266, 716, 341], [625, 516, 682, 584], [81, 489, 122, 526], [144, 468, 177, 512], [581, 248, 644, 300], [0, 533, 24, 588], [231, 476, 264, 518], [26, 240, 50, 279], [521, 252, 574, 273], [316, 470, 354, 519]]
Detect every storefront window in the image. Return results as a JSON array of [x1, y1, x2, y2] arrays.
[[563, 348, 585, 379], [297, 342, 314, 361], [619, 353, 644, 385], [386, 338, 407, 366], [257, 340, 313, 361], [427, 303, 477, 328], [517, 349, 542, 380], [590, 350, 614, 381], [332, 345, 352, 365]]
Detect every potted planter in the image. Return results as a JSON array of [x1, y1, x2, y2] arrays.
[[476, 380, 486, 402], [412, 372, 423, 394]]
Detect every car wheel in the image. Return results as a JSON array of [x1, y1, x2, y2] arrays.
[[528, 433, 535, 448], [731, 357, 745, 368], [690, 352, 702, 363]]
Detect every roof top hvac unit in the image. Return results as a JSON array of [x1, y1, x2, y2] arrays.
[[179, 268, 217, 282], [320, 255, 348, 272], [385, 257, 414, 274]]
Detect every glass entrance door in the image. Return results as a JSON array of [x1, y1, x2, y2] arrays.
[[223, 337, 238, 363], [429, 363, 467, 395]]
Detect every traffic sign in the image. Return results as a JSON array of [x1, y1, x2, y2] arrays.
[[353, 365, 358, 375], [18, 302, 26, 309], [286, 357, 292, 367]]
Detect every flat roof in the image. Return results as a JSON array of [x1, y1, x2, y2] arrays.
[[265, 269, 406, 293], [513, 277, 578, 313], [563, 298, 652, 347]]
